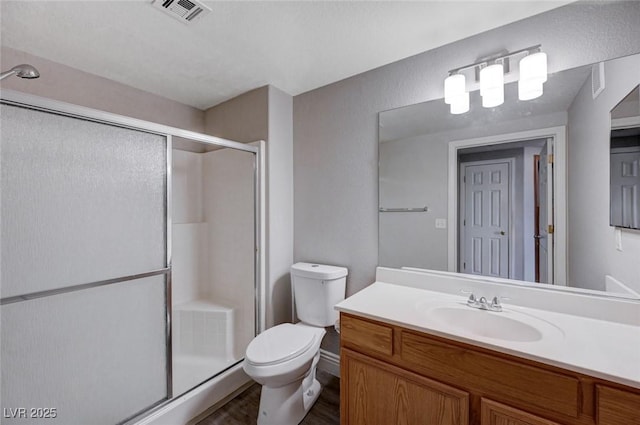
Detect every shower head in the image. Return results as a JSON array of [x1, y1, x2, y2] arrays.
[[0, 64, 40, 81]]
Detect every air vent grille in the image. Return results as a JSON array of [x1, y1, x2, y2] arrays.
[[152, 0, 211, 24]]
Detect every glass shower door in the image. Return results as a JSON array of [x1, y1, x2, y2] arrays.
[[0, 103, 170, 425], [171, 142, 257, 396]]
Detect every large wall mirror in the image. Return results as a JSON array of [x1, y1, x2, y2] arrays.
[[379, 52, 640, 298], [610, 85, 640, 230]]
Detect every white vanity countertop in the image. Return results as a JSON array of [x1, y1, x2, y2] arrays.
[[335, 281, 640, 389]]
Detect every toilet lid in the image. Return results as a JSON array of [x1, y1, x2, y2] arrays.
[[246, 323, 317, 366]]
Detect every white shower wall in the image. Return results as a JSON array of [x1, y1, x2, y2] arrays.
[[172, 223, 208, 305], [172, 150, 207, 305], [202, 147, 256, 360], [171, 146, 255, 375]]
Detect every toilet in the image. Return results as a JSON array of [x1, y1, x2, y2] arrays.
[[243, 262, 348, 425]]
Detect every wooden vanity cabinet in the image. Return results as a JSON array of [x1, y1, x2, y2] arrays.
[[340, 312, 640, 425], [481, 399, 562, 425]]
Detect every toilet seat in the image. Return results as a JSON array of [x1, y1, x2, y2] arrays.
[[246, 323, 317, 366]]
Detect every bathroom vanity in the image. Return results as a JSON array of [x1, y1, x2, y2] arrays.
[[336, 268, 640, 425]]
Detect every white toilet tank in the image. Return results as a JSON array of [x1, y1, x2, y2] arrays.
[[291, 262, 348, 327]]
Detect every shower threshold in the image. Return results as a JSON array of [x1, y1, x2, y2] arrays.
[[173, 355, 239, 397]]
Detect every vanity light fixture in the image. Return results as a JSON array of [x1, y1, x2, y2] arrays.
[[443, 73, 469, 114], [443, 45, 547, 114], [480, 63, 504, 107], [518, 50, 548, 100], [450, 94, 470, 114]]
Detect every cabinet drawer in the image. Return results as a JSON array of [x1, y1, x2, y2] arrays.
[[481, 399, 561, 425], [340, 313, 393, 357], [400, 331, 580, 418], [597, 385, 640, 425]]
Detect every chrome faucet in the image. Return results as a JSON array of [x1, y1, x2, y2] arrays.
[[465, 293, 503, 312]]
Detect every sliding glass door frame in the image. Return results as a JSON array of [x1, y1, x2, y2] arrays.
[[0, 89, 265, 424]]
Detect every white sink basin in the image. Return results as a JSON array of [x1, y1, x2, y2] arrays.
[[425, 304, 564, 343]]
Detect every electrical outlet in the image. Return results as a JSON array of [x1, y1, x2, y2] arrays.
[[435, 218, 447, 229]]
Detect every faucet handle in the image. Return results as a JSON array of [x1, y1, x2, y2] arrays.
[[461, 289, 480, 306], [462, 291, 476, 305], [490, 296, 507, 312]]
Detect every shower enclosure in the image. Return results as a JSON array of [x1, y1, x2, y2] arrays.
[[0, 90, 264, 425], [170, 140, 258, 396]]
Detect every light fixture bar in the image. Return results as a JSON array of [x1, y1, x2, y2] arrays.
[[443, 44, 546, 115], [447, 44, 541, 76]]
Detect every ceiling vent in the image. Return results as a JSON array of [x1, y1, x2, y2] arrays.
[[151, 0, 211, 24]]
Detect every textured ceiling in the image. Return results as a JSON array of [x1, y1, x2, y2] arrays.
[[1, 1, 571, 110]]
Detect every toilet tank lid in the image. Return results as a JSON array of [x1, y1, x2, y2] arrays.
[[291, 262, 348, 280]]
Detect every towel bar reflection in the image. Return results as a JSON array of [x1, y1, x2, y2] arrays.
[[379, 207, 429, 212]]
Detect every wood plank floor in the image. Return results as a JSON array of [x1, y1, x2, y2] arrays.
[[196, 370, 340, 425]]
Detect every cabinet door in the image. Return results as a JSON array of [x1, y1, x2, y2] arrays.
[[481, 399, 561, 425], [597, 385, 640, 425], [341, 348, 468, 425]]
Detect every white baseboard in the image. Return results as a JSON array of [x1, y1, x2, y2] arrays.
[[317, 349, 340, 378]]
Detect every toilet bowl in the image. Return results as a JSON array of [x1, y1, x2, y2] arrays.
[[243, 262, 347, 425], [244, 323, 325, 425], [244, 323, 325, 388]]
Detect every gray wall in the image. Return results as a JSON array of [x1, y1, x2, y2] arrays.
[[1, 46, 204, 132], [567, 53, 640, 293], [293, 1, 640, 296], [266, 86, 294, 326], [204, 87, 269, 143]]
